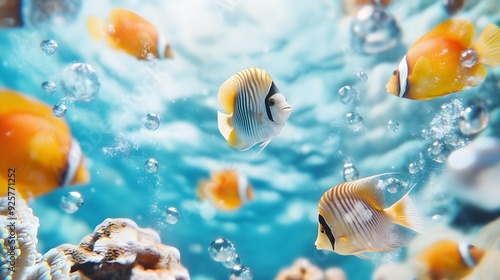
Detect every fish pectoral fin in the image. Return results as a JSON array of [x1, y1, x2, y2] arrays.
[[412, 18, 475, 48], [406, 56, 440, 99], [218, 77, 238, 115], [385, 191, 422, 234], [217, 111, 233, 141], [87, 15, 110, 40], [255, 138, 272, 156], [473, 23, 500, 67]]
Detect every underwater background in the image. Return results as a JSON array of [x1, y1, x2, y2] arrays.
[[1, 0, 500, 279]]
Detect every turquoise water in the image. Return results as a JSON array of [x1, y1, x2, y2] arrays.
[[1, 0, 500, 279]]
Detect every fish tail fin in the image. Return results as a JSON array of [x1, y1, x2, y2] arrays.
[[385, 187, 422, 233], [87, 15, 110, 40], [196, 179, 212, 201], [473, 23, 500, 67], [217, 111, 233, 141]]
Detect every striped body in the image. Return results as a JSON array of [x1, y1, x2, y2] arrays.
[[87, 8, 173, 60], [217, 68, 292, 151], [315, 175, 420, 256]]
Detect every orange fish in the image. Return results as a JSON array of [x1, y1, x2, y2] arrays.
[[87, 8, 173, 60], [386, 19, 500, 100], [414, 239, 486, 280], [0, 90, 89, 199], [196, 169, 254, 211]]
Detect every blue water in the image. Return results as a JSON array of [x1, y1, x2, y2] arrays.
[[1, 0, 500, 279]]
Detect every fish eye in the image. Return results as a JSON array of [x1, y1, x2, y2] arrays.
[[269, 100, 276, 107], [392, 70, 397, 76], [320, 228, 325, 234]]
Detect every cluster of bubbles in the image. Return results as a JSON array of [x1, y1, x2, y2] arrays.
[[60, 191, 84, 214], [345, 112, 364, 132], [142, 113, 161, 130], [350, 5, 401, 54], [144, 158, 159, 173], [383, 177, 408, 195], [165, 206, 180, 225], [28, 0, 82, 27], [60, 62, 100, 102], [422, 99, 489, 163], [40, 39, 58, 55], [342, 161, 360, 182], [208, 238, 252, 279], [408, 153, 425, 175]]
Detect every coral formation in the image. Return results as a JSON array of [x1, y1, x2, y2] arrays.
[[275, 258, 346, 280], [0, 195, 41, 279]]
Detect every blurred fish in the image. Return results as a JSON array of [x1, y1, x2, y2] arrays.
[[196, 169, 253, 211], [343, 0, 393, 16], [87, 8, 173, 60], [0, 90, 89, 199], [386, 19, 500, 100], [315, 174, 421, 257], [442, 0, 465, 14], [414, 239, 485, 280], [217, 68, 292, 153]]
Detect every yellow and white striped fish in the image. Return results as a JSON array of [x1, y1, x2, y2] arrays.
[[217, 68, 292, 152], [315, 174, 421, 257]]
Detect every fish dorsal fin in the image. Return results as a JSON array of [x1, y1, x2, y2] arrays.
[[346, 174, 386, 211], [218, 77, 238, 115], [473, 23, 500, 67], [412, 18, 475, 49], [385, 185, 422, 233], [108, 8, 145, 26]]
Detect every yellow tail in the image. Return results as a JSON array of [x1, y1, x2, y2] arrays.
[[473, 23, 500, 67], [385, 190, 422, 233], [87, 16, 110, 40]]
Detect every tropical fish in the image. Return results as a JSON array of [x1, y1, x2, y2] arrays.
[[196, 169, 253, 211], [217, 68, 292, 152], [0, 90, 89, 199], [414, 239, 485, 280], [386, 18, 500, 100], [442, 0, 465, 14], [315, 174, 421, 256], [87, 8, 173, 60]]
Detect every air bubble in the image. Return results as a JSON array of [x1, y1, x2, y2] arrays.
[[142, 113, 160, 131], [41, 81, 56, 94], [40, 39, 58, 55], [345, 112, 364, 132], [386, 178, 405, 194], [60, 63, 100, 102], [460, 49, 478, 68], [338, 85, 359, 105], [356, 71, 368, 83], [52, 102, 67, 118], [144, 158, 159, 173], [165, 207, 180, 224], [343, 162, 359, 182], [460, 100, 488, 136], [387, 120, 400, 132], [208, 238, 236, 262], [60, 191, 84, 214], [223, 253, 242, 269], [229, 265, 253, 280]]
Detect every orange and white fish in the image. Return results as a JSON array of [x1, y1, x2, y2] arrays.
[[386, 19, 500, 100], [196, 169, 253, 211], [414, 239, 486, 280], [87, 8, 173, 60], [0, 90, 89, 199], [315, 174, 421, 257], [217, 68, 292, 152]]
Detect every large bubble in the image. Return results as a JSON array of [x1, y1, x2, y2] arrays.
[[60, 63, 100, 102]]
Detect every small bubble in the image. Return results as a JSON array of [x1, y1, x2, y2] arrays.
[[460, 49, 478, 68], [345, 112, 364, 132], [142, 113, 160, 131], [229, 265, 253, 280], [144, 158, 158, 173], [60, 62, 100, 102], [338, 85, 359, 104], [356, 71, 368, 83], [408, 162, 420, 174], [208, 238, 236, 262], [460, 100, 489, 136], [428, 141, 444, 155], [343, 162, 359, 182], [165, 207, 180, 224], [40, 39, 58, 55], [52, 102, 67, 118], [432, 214, 442, 220], [421, 128, 432, 140], [41, 80, 56, 94], [223, 253, 242, 269], [427, 141, 450, 163], [386, 178, 405, 194], [60, 192, 84, 214], [387, 120, 400, 132]]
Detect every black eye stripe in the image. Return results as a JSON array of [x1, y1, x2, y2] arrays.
[[318, 214, 335, 250], [265, 82, 279, 122]]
